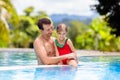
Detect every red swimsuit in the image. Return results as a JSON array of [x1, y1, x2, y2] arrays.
[[55, 39, 72, 64]]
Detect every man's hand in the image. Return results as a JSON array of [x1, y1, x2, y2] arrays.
[[66, 53, 77, 59]]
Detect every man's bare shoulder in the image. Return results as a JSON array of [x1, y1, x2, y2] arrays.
[[34, 37, 43, 46]]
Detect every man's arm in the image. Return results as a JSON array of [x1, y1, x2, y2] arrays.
[[34, 39, 70, 65]]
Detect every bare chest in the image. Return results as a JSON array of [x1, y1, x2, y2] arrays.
[[44, 41, 55, 56]]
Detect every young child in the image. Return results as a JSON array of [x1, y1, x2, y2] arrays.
[[54, 23, 78, 67]]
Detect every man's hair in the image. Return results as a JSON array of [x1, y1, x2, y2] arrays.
[[37, 18, 51, 30]]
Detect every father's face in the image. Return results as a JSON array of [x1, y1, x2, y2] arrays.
[[42, 24, 53, 37]]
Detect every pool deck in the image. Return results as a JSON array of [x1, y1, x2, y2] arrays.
[[76, 50, 120, 56], [0, 48, 120, 56]]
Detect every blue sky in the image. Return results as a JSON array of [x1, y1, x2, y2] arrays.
[[12, 0, 97, 16]]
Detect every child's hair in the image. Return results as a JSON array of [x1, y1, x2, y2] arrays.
[[56, 23, 68, 32]]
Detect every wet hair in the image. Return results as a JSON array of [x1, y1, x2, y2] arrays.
[[37, 18, 51, 30], [56, 23, 68, 32]]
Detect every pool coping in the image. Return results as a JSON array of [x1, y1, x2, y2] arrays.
[[0, 65, 69, 71], [0, 48, 120, 56], [0, 48, 34, 52]]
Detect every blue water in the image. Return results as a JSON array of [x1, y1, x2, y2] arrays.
[[0, 51, 120, 80], [0, 51, 37, 66]]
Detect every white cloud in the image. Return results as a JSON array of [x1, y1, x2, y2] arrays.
[[12, 0, 97, 16]]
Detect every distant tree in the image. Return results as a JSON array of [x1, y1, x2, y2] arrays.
[[24, 6, 34, 16], [33, 11, 49, 24], [10, 16, 39, 48], [68, 20, 86, 47], [92, 0, 120, 36], [10, 10, 49, 48], [76, 17, 120, 51]]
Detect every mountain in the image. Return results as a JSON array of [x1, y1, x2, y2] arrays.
[[50, 14, 97, 25]]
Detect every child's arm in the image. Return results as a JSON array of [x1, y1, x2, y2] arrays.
[[67, 39, 78, 67], [67, 39, 78, 60]]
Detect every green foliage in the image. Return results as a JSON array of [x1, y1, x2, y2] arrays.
[[93, 0, 120, 36], [9, 7, 50, 48], [0, 0, 19, 26], [52, 30, 58, 38], [0, 20, 9, 47], [32, 11, 49, 24], [10, 16, 39, 48], [10, 30, 31, 48], [0, 0, 18, 47], [24, 6, 34, 16], [75, 17, 120, 51], [76, 32, 95, 50], [68, 20, 86, 46]]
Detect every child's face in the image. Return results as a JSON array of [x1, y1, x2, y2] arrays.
[[57, 31, 67, 41]]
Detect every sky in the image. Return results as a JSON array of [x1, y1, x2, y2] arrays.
[[12, 0, 97, 16]]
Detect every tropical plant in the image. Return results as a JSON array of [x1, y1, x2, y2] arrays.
[[10, 16, 39, 48], [24, 6, 34, 16], [0, 0, 18, 47], [33, 11, 49, 24], [0, 19, 9, 47], [92, 0, 120, 36], [68, 20, 87, 47], [76, 17, 120, 51]]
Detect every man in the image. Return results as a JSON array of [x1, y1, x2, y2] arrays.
[[33, 17, 76, 65]]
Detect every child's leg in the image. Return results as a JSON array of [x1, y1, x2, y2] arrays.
[[67, 59, 78, 67]]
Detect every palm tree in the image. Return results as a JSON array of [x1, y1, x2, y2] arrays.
[[0, 0, 18, 47]]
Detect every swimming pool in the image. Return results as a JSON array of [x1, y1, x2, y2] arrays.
[[0, 49, 120, 80]]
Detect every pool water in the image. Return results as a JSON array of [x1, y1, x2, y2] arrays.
[[0, 51, 120, 80], [0, 51, 37, 66]]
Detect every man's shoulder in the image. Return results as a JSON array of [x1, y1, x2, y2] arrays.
[[34, 37, 42, 44], [33, 37, 44, 49], [34, 37, 39, 42]]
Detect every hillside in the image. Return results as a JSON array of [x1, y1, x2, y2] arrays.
[[50, 14, 96, 25]]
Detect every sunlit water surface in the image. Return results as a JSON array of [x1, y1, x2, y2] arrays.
[[0, 51, 120, 80]]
